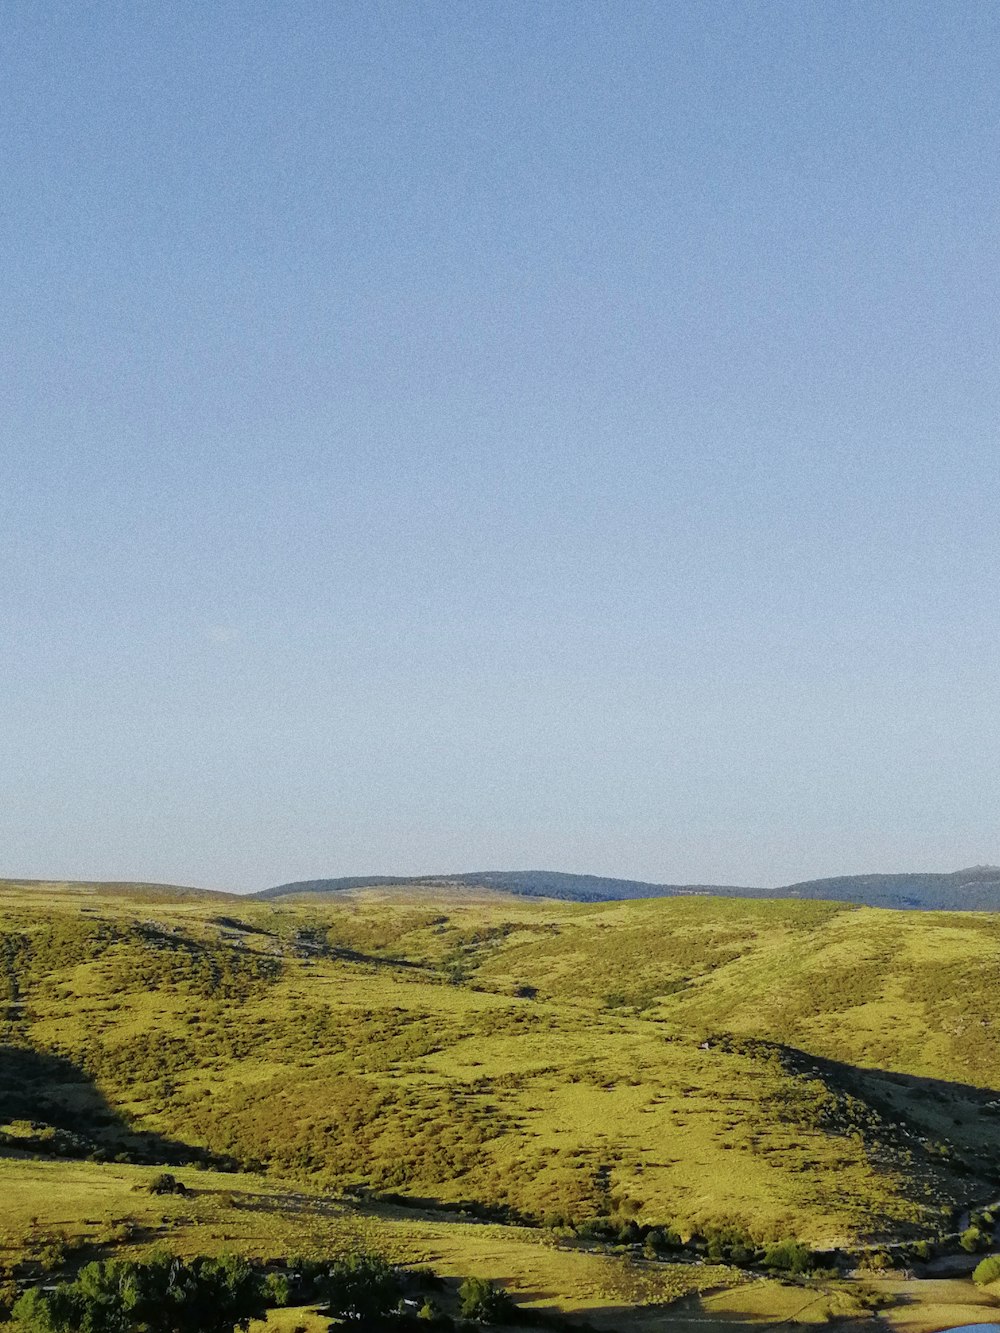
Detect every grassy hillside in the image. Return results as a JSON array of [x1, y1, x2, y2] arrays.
[[0, 1154, 740, 1324], [0, 878, 235, 901], [4, 882, 1000, 1262]]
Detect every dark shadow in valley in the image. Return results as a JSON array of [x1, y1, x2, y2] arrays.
[[804, 1051, 1000, 1110], [0, 1043, 231, 1170], [324, 945, 426, 970], [793, 1047, 1000, 1179], [720, 1037, 1000, 1215]]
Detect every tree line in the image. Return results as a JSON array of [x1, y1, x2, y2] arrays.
[[9, 1248, 520, 1333]]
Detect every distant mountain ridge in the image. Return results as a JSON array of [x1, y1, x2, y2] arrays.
[[257, 864, 1000, 911]]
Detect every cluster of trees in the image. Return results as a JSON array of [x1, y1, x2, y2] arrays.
[[282, 1257, 517, 1326], [13, 1252, 266, 1333], [10, 1250, 519, 1333], [550, 1216, 680, 1248], [280, 1251, 403, 1321], [680, 1225, 813, 1275], [541, 1212, 815, 1275]]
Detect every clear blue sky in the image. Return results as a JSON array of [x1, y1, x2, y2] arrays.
[[3, 1, 999, 892]]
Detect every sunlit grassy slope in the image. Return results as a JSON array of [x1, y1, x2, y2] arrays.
[[4, 880, 1000, 1254], [0, 1155, 738, 1322]]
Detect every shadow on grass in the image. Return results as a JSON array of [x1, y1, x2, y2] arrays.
[[0, 1043, 228, 1169], [715, 1036, 1000, 1211], [802, 1051, 1000, 1194], [509, 1286, 896, 1333]]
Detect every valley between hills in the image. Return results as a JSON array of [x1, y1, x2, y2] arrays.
[[4, 877, 1000, 1332]]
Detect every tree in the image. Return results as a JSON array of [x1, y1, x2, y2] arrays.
[[152, 1252, 265, 1333], [15, 1260, 139, 1333], [320, 1252, 401, 1323], [457, 1277, 515, 1323], [762, 1239, 813, 1276], [262, 1272, 290, 1308]]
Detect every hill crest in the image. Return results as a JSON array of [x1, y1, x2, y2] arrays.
[[258, 865, 1000, 911]]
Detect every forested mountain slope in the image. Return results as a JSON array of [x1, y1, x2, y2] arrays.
[[261, 865, 1000, 910]]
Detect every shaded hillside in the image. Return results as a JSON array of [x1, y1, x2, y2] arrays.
[[777, 866, 1000, 910], [259, 865, 1000, 911], [253, 871, 733, 902]]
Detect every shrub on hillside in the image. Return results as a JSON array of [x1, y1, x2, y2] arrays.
[[643, 1226, 683, 1253], [148, 1172, 188, 1196], [960, 1225, 990, 1253], [973, 1255, 1000, 1286], [262, 1272, 290, 1307], [823, 1285, 895, 1319], [863, 1249, 902, 1274]]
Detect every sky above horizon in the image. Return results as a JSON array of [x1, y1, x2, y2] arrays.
[[3, 2, 999, 892]]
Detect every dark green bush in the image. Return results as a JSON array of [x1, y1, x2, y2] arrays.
[[762, 1239, 813, 1275], [458, 1277, 516, 1324], [148, 1172, 188, 1196], [701, 1221, 758, 1266]]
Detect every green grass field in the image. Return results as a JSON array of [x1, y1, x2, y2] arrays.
[[4, 879, 1000, 1326]]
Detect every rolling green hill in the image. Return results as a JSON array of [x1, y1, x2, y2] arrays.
[[0, 878, 236, 901], [4, 880, 1000, 1259]]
